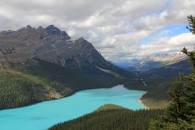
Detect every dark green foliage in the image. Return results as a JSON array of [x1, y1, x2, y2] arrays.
[[124, 58, 191, 102], [163, 74, 195, 123], [141, 98, 170, 109], [128, 73, 172, 109], [149, 74, 195, 130], [13, 59, 122, 91], [0, 71, 48, 109], [186, 15, 195, 34], [182, 47, 195, 72], [149, 15, 195, 130], [0, 59, 122, 110], [124, 56, 191, 104], [124, 76, 172, 101], [185, 15, 195, 72], [49, 104, 164, 130]]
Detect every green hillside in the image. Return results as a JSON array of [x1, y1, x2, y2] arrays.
[[49, 104, 164, 130], [123, 59, 192, 109], [0, 59, 122, 110], [124, 75, 171, 109]]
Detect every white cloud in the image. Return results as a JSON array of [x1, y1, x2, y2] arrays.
[[0, 0, 195, 62], [139, 33, 195, 57]]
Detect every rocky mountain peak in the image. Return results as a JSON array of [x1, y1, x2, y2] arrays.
[[37, 26, 44, 31], [75, 37, 90, 45], [0, 25, 130, 78], [46, 25, 62, 35], [76, 37, 85, 41], [45, 25, 70, 40], [26, 25, 32, 30], [17, 25, 35, 32], [61, 31, 68, 37]]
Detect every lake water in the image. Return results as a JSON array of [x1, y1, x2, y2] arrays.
[[0, 85, 146, 130]]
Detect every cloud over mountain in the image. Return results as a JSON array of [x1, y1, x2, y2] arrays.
[[0, 0, 195, 62]]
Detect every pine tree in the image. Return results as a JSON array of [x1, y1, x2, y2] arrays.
[[186, 15, 195, 35], [149, 15, 195, 130]]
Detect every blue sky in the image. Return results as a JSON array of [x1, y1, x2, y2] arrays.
[[139, 24, 189, 45], [0, 0, 195, 62]]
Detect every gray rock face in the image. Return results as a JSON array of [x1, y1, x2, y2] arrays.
[[0, 25, 129, 77], [46, 25, 62, 36]]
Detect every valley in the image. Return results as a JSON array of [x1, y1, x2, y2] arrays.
[[0, 26, 186, 109], [0, 59, 124, 110], [0, 25, 132, 110], [0, 24, 193, 130]]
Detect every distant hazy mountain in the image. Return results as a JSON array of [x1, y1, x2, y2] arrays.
[[123, 53, 187, 71], [123, 54, 191, 102], [114, 61, 130, 68], [143, 57, 191, 78]]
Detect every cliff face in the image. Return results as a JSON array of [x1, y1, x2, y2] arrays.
[[0, 25, 131, 78]]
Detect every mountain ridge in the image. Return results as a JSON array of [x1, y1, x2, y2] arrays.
[[0, 25, 131, 78], [117, 53, 188, 71], [0, 25, 133, 110]]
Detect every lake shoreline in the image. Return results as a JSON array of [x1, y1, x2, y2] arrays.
[[0, 83, 121, 111], [0, 84, 149, 111], [0, 85, 146, 130], [139, 99, 149, 109]]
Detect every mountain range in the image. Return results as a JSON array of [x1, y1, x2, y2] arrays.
[[0, 25, 191, 110], [116, 53, 188, 71], [123, 53, 191, 101], [0, 25, 132, 110], [0, 25, 131, 78]]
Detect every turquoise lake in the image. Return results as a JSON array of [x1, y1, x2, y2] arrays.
[[0, 85, 146, 130]]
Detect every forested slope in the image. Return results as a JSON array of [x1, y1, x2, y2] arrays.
[[50, 104, 164, 130], [0, 59, 122, 110]]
